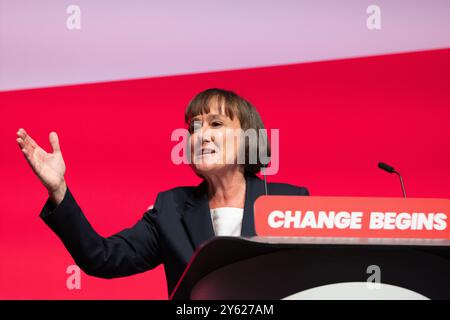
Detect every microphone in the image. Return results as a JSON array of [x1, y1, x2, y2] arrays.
[[378, 162, 406, 198]]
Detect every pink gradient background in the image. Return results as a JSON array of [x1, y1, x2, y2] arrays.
[[1, 0, 450, 91], [1, 48, 449, 299]]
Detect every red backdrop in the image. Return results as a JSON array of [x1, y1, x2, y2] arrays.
[[1, 49, 449, 299]]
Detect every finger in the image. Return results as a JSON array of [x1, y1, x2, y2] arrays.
[[16, 137, 35, 157], [16, 130, 44, 174], [16, 137, 25, 149], [20, 148, 39, 174], [16, 128, 27, 140], [49, 132, 61, 153], [17, 128, 27, 139], [16, 135, 31, 153], [16, 132, 35, 153], [21, 146, 29, 158], [17, 137, 30, 157], [16, 138, 31, 157], [17, 128, 38, 149], [20, 145, 33, 165]]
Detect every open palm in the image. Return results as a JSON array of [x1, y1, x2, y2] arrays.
[[16, 128, 66, 193]]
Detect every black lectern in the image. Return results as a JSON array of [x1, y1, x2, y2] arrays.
[[170, 237, 450, 300]]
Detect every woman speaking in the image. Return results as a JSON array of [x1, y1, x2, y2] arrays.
[[16, 88, 309, 296]]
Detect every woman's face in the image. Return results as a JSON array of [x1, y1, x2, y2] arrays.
[[188, 102, 243, 176]]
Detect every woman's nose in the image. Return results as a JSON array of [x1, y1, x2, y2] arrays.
[[198, 125, 215, 143], [201, 131, 215, 143]]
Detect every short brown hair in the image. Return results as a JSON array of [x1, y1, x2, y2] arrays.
[[185, 88, 270, 174]]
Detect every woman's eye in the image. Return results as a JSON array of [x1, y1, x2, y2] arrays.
[[189, 121, 202, 133], [211, 121, 223, 127]]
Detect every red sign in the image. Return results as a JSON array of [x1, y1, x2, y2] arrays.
[[254, 196, 450, 239]]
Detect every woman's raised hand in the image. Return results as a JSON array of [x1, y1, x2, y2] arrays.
[[16, 128, 67, 205]]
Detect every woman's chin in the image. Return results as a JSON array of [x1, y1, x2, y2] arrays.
[[194, 163, 222, 173], [192, 160, 228, 175]]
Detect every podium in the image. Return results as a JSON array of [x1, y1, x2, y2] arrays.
[[170, 236, 450, 300], [171, 195, 450, 299]]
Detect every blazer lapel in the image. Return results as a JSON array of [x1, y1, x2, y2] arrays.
[[241, 174, 265, 237], [181, 174, 265, 250], [181, 180, 215, 250]]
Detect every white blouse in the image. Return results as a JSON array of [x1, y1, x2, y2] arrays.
[[210, 207, 244, 236]]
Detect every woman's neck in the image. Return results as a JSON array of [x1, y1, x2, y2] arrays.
[[205, 168, 246, 209]]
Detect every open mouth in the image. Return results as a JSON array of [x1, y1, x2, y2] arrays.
[[196, 148, 217, 157], [202, 148, 216, 155]]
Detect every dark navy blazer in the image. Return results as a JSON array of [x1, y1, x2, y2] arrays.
[[40, 173, 309, 295]]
